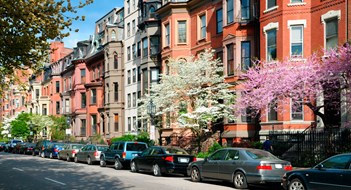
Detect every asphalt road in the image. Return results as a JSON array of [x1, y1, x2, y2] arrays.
[[0, 152, 282, 190]]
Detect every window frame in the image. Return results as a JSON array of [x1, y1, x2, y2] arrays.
[[216, 8, 223, 34], [290, 25, 304, 59]]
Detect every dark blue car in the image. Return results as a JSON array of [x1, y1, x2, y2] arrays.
[[282, 153, 351, 190], [43, 142, 65, 159]]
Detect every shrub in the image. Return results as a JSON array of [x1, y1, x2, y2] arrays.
[[196, 142, 222, 158]]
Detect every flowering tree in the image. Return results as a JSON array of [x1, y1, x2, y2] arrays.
[[235, 44, 351, 128], [139, 50, 235, 147]]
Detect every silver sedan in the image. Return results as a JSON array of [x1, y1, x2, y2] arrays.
[[187, 148, 292, 189], [74, 144, 108, 165]]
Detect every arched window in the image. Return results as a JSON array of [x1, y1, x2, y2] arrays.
[[111, 30, 116, 41], [149, 6, 155, 13], [113, 52, 118, 69]]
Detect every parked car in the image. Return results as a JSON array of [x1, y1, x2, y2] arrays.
[[130, 146, 195, 176], [74, 144, 108, 165], [282, 153, 351, 190], [20, 142, 36, 155], [58, 143, 84, 161], [187, 148, 292, 189], [43, 142, 65, 159], [33, 140, 52, 156], [100, 141, 148, 169], [8, 139, 23, 153], [14, 142, 26, 154], [0, 142, 6, 151]]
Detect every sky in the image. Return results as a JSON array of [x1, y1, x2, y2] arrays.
[[62, 0, 124, 48]]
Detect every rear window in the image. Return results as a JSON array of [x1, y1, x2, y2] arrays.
[[164, 147, 188, 155], [12, 140, 22, 144], [72, 145, 83, 149], [126, 143, 147, 151], [97, 146, 108, 151], [245, 149, 278, 160]]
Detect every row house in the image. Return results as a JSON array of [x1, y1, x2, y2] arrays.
[[258, 0, 350, 138], [156, 0, 260, 145]]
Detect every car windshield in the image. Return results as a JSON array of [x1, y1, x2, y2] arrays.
[[12, 140, 22, 144], [126, 143, 147, 151], [72, 144, 83, 149], [97, 146, 108, 151], [245, 149, 278, 160], [164, 147, 188, 155]]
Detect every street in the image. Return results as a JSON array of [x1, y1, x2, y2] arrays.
[[0, 152, 282, 190]]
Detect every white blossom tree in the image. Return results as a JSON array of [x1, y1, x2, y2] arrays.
[[139, 50, 235, 148]]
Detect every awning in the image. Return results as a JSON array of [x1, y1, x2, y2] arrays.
[[221, 130, 237, 138]]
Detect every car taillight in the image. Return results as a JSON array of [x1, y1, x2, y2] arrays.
[[122, 152, 126, 159], [94, 151, 99, 157], [284, 165, 293, 171], [28, 148, 33, 150], [193, 157, 197, 162], [42, 146, 44, 150], [257, 164, 272, 170], [163, 156, 174, 162], [72, 150, 77, 154], [54, 148, 59, 152]]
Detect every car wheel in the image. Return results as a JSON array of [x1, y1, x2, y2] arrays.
[[49, 153, 54, 159], [130, 161, 138, 172], [288, 178, 306, 190], [114, 158, 122, 170], [190, 167, 201, 182], [152, 164, 162, 176], [87, 157, 92, 165], [74, 156, 78, 163], [57, 153, 61, 160], [233, 171, 248, 189], [100, 157, 106, 167], [66, 155, 71, 162]]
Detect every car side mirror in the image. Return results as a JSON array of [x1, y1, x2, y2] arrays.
[[315, 164, 324, 170]]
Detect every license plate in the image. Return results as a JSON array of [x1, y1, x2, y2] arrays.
[[178, 158, 189, 163], [275, 164, 282, 169]]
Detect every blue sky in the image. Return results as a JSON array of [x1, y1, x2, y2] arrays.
[[62, 0, 124, 48]]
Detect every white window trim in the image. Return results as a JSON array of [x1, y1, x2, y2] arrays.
[[176, 19, 188, 44], [321, 10, 341, 50], [288, 20, 306, 59], [263, 4, 278, 14], [287, 20, 306, 28], [264, 22, 279, 61], [198, 12, 207, 41], [287, 2, 306, 7], [163, 22, 171, 48], [290, 98, 304, 121]]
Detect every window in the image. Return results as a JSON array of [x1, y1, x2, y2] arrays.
[[241, 0, 250, 20], [133, 116, 137, 131], [42, 104, 47, 115], [114, 53, 118, 69], [216, 8, 223, 33], [241, 41, 251, 70], [267, 0, 276, 9], [321, 155, 351, 169], [63, 79, 66, 92], [35, 89, 39, 99], [91, 89, 96, 104], [128, 117, 131, 131], [291, 0, 303, 3], [178, 21, 186, 43], [65, 99, 69, 113], [128, 70, 131, 84], [150, 37, 159, 55], [133, 92, 136, 107], [111, 30, 116, 40], [81, 69, 86, 84], [227, 44, 234, 76], [132, 44, 136, 58], [127, 0, 130, 13], [69, 77, 72, 90], [326, 18, 338, 50], [199, 15, 206, 39], [268, 100, 278, 121], [241, 107, 252, 122], [114, 114, 119, 131], [142, 37, 148, 57], [91, 115, 97, 135], [132, 19, 135, 34], [227, 0, 234, 24], [81, 92, 86, 108], [291, 98, 303, 120], [291, 25, 303, 58], [127, 46, 131, 61], [266, 29, 277, 61], [142, 69, 148, 95], [165, 60, 170, 75], [128, 93, 131, 108], [209, 150, 227, 160], [80, 119, 87, 136], [137, 42, 141, 57], [165, 23, 170, 46], [133, 68, 136, 83], [114, 82, 118, 102], [150, 68, 159, 87], [56, 81, 60, 93], [127, 23, 130, 37], [56, 101, 60, 114]]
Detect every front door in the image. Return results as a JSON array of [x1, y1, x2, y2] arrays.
[[201, 149, 227, 179]]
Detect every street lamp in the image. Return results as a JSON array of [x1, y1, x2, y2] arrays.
[[147, 99, 156, 141]]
